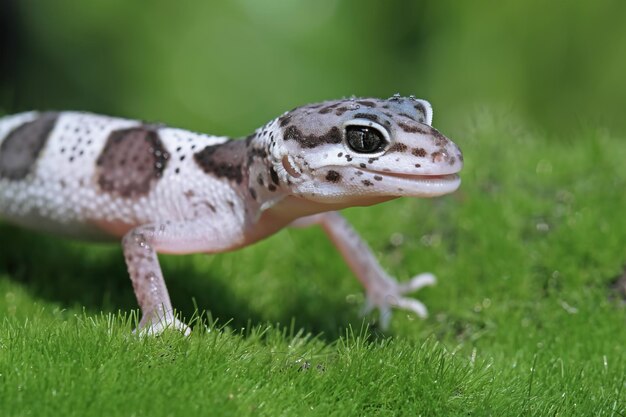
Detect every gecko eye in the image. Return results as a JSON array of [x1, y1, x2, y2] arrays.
[[345, 126, 386, 153]]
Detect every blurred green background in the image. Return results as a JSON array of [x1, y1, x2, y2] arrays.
[[1, 0, 625, 137]]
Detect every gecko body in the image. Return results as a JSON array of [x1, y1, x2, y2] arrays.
[[0, 96, 463, 333]]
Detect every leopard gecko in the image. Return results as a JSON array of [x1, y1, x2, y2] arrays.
[[0, 96, 463, 334]]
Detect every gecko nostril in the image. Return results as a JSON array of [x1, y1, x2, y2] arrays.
[[431, 150, 448, 163]]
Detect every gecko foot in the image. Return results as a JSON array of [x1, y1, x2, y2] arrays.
[[134, 313, 191, 337], [361, 272, 436, 330]]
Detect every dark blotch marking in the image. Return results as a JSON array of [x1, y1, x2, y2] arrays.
[[388, 143, 408, 153], [284, 125, 342, 148], [96, 126, 169, 197], [257, 174, 264, 186], [414, 102, 427, 116], [415, 163, 421, 168], [356, 100, 377, 108], [412, 147, 427, 157], [373, 175, 383, 181], [367, 157, 378, 164], [353, 113, 379, 123], [362, 180, 374, 186], [194, 139, 246, 184], [335, 107, 349, 116], [355, 171, 363, 176], [337, 152, 343, 157], [249, 187, 257, 200], [432, 130, 450, 147], [268, 184, 277, 192], [326, 170, 341, 183], [319, 103, 339, 114], [359, 163, 367, 168], [397, 122, 428, 134], [279, 116, 291, 127], [0, 112, 59, 180]]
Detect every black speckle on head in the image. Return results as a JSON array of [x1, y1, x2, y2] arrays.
[[337, 152, 343, 157], [194, 139, 246, 184], [362, 180, 374, 186], [268, 184, 277, 192], [96, 126, 169, 197], [257, 174, 264, 186], [355, 171, 363, 176], [367, 157, 378, 164], [269, 166, 280, 185], [249, 187, 257, 200], [388, 143, 408, 153], [359, 163, 367, 168], [0, 112, 59, 180], [353, 113, 379, 123], [326, 170, 341, 183], [412, 147, 427, 157], [415, 163, 421, 168], [373, 175, 383, 181]]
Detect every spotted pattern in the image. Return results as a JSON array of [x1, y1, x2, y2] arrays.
[[0, 112, 59, 180], [96, 126, 169, 198]]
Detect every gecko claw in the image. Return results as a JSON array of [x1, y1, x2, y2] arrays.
[[362, 272, 436, 330]]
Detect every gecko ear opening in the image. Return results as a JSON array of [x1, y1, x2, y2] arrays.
[[282, 155, 301, 178]]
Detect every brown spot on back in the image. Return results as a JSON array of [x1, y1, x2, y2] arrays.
[[194, 139, 246, 184], [0, 112, 59, 180], [326, 170, 341, 183], [96, 126, 169, 197]]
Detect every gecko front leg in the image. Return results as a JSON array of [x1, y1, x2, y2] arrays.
[[122, 225, 188, 335], [291, 211, 436, 329], [122, 217, 246, 336]]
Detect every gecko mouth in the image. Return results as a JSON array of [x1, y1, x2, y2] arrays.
[[362, 169, 461, 196]]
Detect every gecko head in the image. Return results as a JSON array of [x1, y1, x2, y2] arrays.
[[273, 96, 463, 205]]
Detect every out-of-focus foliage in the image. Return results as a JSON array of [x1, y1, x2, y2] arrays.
[[1, 0, 625, 136]]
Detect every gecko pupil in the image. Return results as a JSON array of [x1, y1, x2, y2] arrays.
[[345, 126, 385, 153]]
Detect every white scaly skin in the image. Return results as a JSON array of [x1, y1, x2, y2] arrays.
[[0, 96, 463, 334]]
